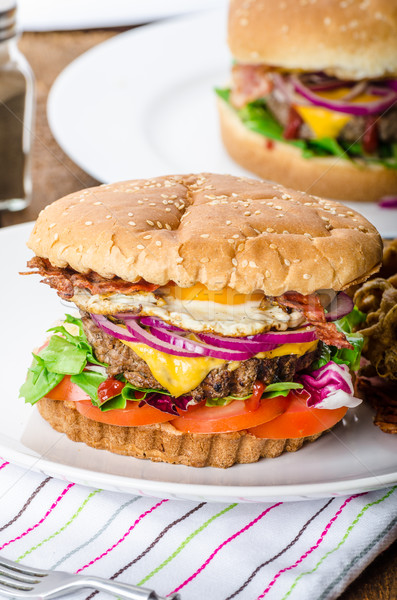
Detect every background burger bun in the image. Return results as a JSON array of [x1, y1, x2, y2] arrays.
[[228, 0, 397, 79], [217, 98, 397, 203], [28, 172, 382, 296]]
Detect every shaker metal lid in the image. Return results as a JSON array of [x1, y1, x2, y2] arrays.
[[0, 0, 16, 40]]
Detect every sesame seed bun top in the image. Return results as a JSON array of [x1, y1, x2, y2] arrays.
[[28, 173, 382, 296], [228, 0, 397, 79]]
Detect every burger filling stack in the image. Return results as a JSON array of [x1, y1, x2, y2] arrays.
[[20, 174, 382, 467]]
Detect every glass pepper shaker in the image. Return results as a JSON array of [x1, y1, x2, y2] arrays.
[[0, 0, 34, 211]]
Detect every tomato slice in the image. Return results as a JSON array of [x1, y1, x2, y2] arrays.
[[169, 394, 289, 434], [74, 399, 174, 426], [248, 390, 348, 439], [46, 375, 90, 402]]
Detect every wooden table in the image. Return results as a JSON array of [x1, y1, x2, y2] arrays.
[[0, 30, 396, 599]]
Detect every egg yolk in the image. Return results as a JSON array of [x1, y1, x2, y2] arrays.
[[167, 283, 264, 305]]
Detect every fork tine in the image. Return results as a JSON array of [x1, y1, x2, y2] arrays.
[[0, 566, 41, 585], [0, 578, 33, 592], [0, 556, 47, 577]]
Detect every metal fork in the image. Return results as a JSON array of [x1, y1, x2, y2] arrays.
[[0, 556, 180, 600]]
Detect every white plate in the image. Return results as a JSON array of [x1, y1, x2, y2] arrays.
[[47, 10, 397, 239], [2, 223, 397, 502], [17, 0, 227, 32]]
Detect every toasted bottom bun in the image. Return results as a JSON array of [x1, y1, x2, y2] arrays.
[[217, 98, 397, 203], [38, 397, 322, 468]]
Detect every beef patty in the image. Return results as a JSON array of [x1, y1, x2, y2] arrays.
[[81, 312, 319, 402]]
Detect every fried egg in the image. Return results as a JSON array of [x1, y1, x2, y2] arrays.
[[71, 283, 306, 337]]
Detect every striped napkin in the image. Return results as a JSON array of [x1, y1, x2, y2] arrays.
[[0, 459, 396, 600]]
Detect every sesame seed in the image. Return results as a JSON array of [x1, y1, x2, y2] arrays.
[[149, 202, 156, 206], [254, 228, 261, 235], [266, 228, 274, 233], [265, 270, 271, 278], [137, 244, 145, 250], [267, 201, 274, 206], [232, 234, 240, 239], [164, 207, 171, 212], [200, 233, 209, 238], [228, 239, 234, 244], [105, 215, 112, 219], [155, 241, 162, 247], [226, 220, 232, 225], [276, 214, 284, 218], [275, 205, 283, 210], [304, 233, 313, 238], [200, 257, 209, 263], [232, 258, 238, 266], [128, 212, 134, 217], [284, 259, 291, 266], [143, 234, 152, 239], [157, 221, 163, 229], [249, 261, 257, 268], [165, 223, 172, 230], [85, 221, 93, 226], [338, 213, 347, 217], [147, 220, 154, 226], [49, 223, 56, 228], [254, 210, 261, 215], [242, 259, 248, 267], [161, 194, 169, 198], [238, 243, 245, 251], [283, 230, 290, 234], [293, 258, 301, 263], [321, 216, 329, 221], [303, 273, 311, 279], [93, 201, 102, 206], [244, 211, 251, 216], [270, 243, 277, 249], [304, 202, 313, 206], [346, 211, 354, 216], [53, 233, 59, 241], [176, 257, 183, 263], [358, 225, 366, 231]]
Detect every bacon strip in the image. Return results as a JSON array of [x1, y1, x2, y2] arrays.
[[230, 64, 273, 109], [22, 257, 160, 299], [277, 291, 353, 349]]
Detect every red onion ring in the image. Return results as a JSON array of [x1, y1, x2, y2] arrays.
[[139, 316, 185, 331], [378, 195, 397, 209], [324, 292, 354, 322], [291, 75, 397, 116], [91, 313, 139, 342], [197, 332, 278, 352], [148, 326, 253, 360]]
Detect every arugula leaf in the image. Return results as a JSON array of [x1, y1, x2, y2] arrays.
[[70, 371, 107, 405], [205, 382, 304, 406], [311, 307, 366, 372], [19, 357, 64, 405]]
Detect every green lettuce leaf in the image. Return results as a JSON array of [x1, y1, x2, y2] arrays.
[[215, 88, 397, 167], [19, 357, 64, 405], [48, 314, 106, 366], [205, 382, 303, 406], [70, 371, 107, 405], [20, 314, 108, 405], [311, 307, 366, 372]]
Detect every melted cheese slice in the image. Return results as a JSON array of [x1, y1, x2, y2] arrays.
[[295, 88, 381, 139], [256, 340, 318, 359], [121, 340, 225, 397], [120, 339, 319, 397], [294, 105, 351, 138]]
